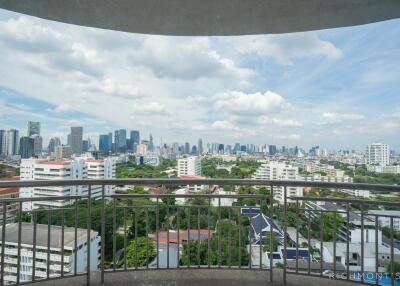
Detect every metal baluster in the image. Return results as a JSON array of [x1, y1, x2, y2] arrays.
[[101, 185, 105, 283], [375, 215, 379, 286], [208, 198, 211, 268], [320, 210, 324, 276], [228, 208, 232, 269], [46, 209, 51, 280], [87, 185, 92, 285], [346, 203, 350, 280], [269, 185, 274, 282], [391, 217, 394, 286], [156, 197, 159, 269], [167, 199, 170, 269], [16, 202, 22, 284], [283, 186, 287, 284], [360, 203, 364, 284], [308, 209, 311, 275], [61, 209, 65, 278], [177, 207, 180, 268], [1, 202, 7, 286], [218, 198, 221, 269], [135, 209, 138, 269], [249, 205, 252, 269], [74, 198, 78, 276], [295, 199, 299, 274], [187, 205, 191, 268], [333, 212, 337, 279], [146, 209, 149, 269], [123, 208, 127, 270], [197, 207, 200, 268], [259, 199, 263, 270], [238, 208, 242, 269], [112, 198, 116, 271], [32, 212, 37, 282]]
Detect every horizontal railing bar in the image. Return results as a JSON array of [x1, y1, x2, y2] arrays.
[[24, 207, 74, 213], [294, 196, 400, 206], [116, 205, 158, 209], [0, 178, 398, 191], [112, 194, 268, 199], [0, 195, 82, 203], [298, 208, 348, 214]]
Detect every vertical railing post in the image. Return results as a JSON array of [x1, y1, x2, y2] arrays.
[[74, 198, 78, 276], [259, 199, 263, 270], [283, 186, 287, 284], [295, 198, 299, 274], [112, 198, 116, 271], [1, 202, 6, 286], [390, 217, 394, 286], [333, 212, 337, 279], [17, 202, 22, 285], [101, 185, 105, 283], [346, 203, 350, 281], [269, 185, 274, 282], [375, 215, 379, 286], [360, 202, 364, 284], [87, 185, 92, 285]]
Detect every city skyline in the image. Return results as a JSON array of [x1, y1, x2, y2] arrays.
[[0, 9, 399, 149]]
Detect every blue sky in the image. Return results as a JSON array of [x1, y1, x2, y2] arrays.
[[0, 9, 399, 151]]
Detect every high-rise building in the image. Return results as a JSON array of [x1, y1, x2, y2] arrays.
[[5, 129, 19, 156], [252, 161, 302, 204], [149, 134, 154, 151], [55, 145, 72, 159], [366, 143, 390, 166], [19, 137, 34, 159], [114, 129, 127, 153], [198, 138, 203, 155], [31, 134, 42, 156], [70, 127, 83, 155], [177, 156, 201, 177], [27, 121, 40, 136], [184, 142, 190, 154], [82, 139, 89, 152], [48, 137, 61, 153], [0, 130, 5, 156], [268, 145, 277, 156], [99, 134, 110, 153]]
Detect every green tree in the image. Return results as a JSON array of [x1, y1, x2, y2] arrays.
[[126, 237, 155, 267]]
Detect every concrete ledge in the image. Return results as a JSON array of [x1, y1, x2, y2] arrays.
[[29, 269, 363, 286]]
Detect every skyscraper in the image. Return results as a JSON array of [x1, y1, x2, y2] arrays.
[[31, 134, 43, 156], [149, 134, 154, 151], [99, 134, 110, 153], [268, 145, 277, 156], [70, 127, 83, 155], [114, 129, 127, 153], [48, 137, 61, 153], [184, 142, 190, 154], [5, 129, 19, 156], [366, 143, 390, 166], [198, 138, 203, 155], [19, 137, 34, 158], [0, 130, 5, 156], [27, 121, 40, 136]]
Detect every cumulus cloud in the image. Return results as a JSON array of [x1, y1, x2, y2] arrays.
[[274, 134, 301, 140], [214, 91, 287, 115], [211, 120, 235, 130], [230, 33, 343, 64], [257, 116, 303, 127], [321, 112, 365, 124]]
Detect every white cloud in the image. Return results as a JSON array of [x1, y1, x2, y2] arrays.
[[50, 103, 73, 113], [230, 33, 343, 64], [257, 116, 303, 127], [211, 120, 235, 130], [274, 134, 301, 140], [214, 90, 286, 115], [321, 112, 364, 124]]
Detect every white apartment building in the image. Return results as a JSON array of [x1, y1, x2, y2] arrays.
[[341, 189, 371, 198], [252, 161, 303, 204], [368, 210, 400, 231], [302, 173, 353, 183], [20, 158, 116, 210], [0, 223, 100, 284], [366, 143, 390, 166], [177, 156, 201, 177], [367, 165, 400, 174]]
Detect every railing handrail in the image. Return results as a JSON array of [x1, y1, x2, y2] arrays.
[[0, 178, 399, 191]]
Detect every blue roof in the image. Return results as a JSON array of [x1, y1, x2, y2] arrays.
[[241, 207, 260, 216], [250, 213, 284, 238], [281, 248, 309, 259]]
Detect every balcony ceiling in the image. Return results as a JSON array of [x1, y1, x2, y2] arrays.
[[0, 0, 400, 36]]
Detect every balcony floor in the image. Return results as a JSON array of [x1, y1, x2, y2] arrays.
[[29, 269, 363, 286]]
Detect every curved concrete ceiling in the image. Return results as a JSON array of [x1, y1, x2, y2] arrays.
[[0, 0, 399, 36]]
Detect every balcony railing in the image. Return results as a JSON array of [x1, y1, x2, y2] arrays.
[[0, 179, 399, 286]]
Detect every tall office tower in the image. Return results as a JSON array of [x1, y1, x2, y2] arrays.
[[233, 143, 240, 153], [225, 145, 232, 154], [27, 121, 40, 136], [177, 156, 201, 177], [191, 145, 198, 155], [149, 134, 154, 151], [184, 142, 190, 154], [198, 138, 203, 155], [5, 129, 19, 156], [172, 142, 180, 155], [108, 132, 113, 151], [114, 129, 127, 153], [70, 127, 83, 155], [19, 137, 34, 158], [0, 130, 5, 155], [268, 145, 277, 156], [82, 140, 89, 152], [55, 145, 72, 159], [99, 134, 110, 153], [366, 143, 390, 166], [130, 130, 140, 145], [31, 134, 42, 156], [47, 137, 61, 153]]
